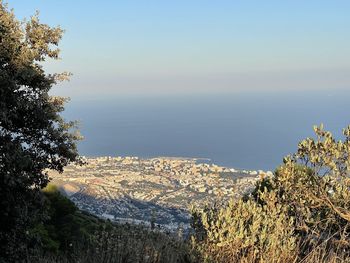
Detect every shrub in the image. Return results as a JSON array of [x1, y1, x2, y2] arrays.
[[191, 125, 350, 263], [191, 194, 296, 262]]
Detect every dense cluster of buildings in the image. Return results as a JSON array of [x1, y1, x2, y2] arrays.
[[50, 156, 271, 232]]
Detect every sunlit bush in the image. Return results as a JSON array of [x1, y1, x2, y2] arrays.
[[191, 125, 350, 263]]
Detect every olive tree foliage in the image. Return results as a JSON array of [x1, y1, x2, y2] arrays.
[[191, 124, 350, 262], [277, 124, 350, 237], [0, 2, 81, 259]]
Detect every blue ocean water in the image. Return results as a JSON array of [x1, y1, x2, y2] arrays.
[[62, 89, 350, 170]]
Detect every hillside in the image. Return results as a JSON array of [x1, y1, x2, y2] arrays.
[[30, 184, 192, 263], [49, 156, 264, 233]]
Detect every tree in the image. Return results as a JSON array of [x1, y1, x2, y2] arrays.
[[0, 2, 81, 260]]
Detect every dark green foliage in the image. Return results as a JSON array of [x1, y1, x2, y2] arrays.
[[30, 223, 60, 254], [0, 2, 81, 260], [30, 184, 95, 253], [29, 185, 192, 263]]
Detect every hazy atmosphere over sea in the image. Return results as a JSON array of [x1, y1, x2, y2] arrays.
[[4, 1, 350, 261], [62, 89, 350, 171], [11, 0, 350, 170]]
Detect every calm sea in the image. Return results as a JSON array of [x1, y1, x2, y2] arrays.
[[62, 89, 350, 171]]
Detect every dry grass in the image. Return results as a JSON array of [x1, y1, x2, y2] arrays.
[[29, 224, 192, 263]]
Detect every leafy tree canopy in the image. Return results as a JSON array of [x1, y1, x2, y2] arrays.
[[0, 1, 81, 260]]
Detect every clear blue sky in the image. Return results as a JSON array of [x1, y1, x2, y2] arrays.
[[8, 0, 350, 97]]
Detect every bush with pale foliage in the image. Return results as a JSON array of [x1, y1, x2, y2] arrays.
[[191, 125, 350, 263]]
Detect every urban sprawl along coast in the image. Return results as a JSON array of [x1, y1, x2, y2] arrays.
[[49, 156, 272, 233]]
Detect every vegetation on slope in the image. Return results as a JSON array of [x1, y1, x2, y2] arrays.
[[28, 184, 192, 263], [191, 125, 350, 263], [2, 1, 350, 262]]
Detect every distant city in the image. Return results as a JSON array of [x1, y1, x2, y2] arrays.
[[50, 156, 272, 233]]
